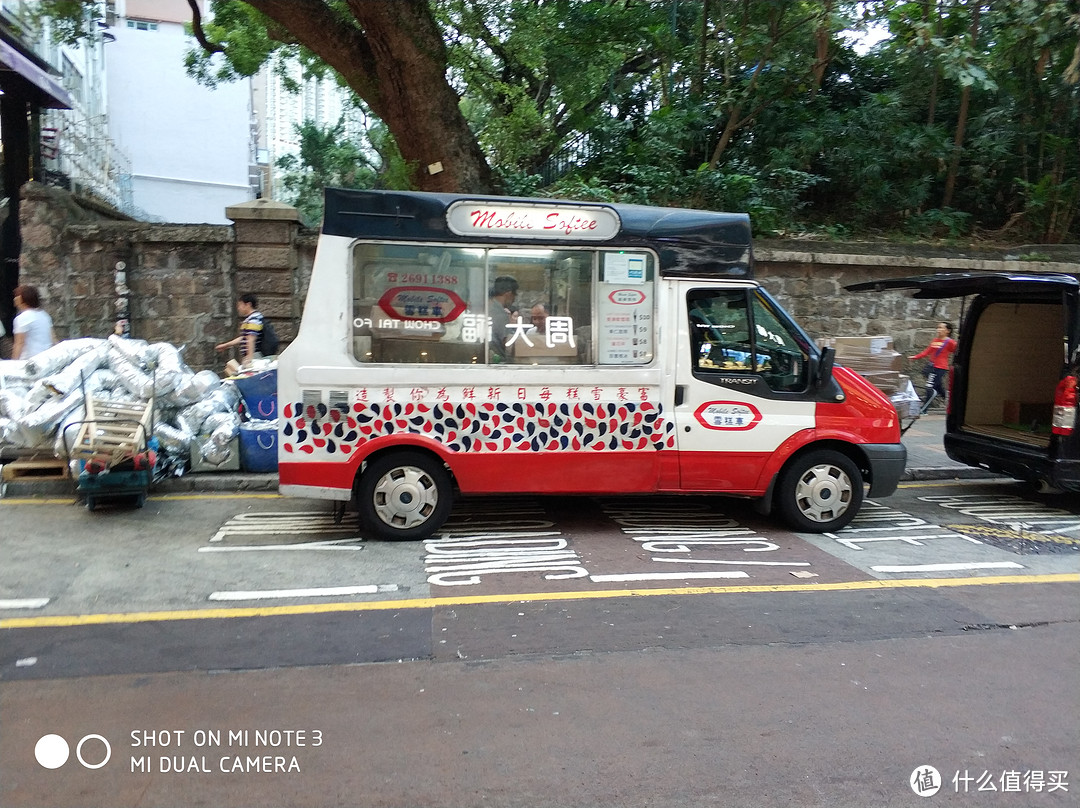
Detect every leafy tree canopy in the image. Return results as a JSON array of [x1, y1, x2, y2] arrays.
[[31, 0, 1080, 242]]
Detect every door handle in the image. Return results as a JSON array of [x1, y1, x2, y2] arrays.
[[675, 385, 687, 406]]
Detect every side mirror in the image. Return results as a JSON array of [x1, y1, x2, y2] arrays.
[[816, 346, 836, 389]]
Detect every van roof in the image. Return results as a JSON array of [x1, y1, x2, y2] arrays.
[[321, 188, 754, 279], [846, 271, 1079, 299]]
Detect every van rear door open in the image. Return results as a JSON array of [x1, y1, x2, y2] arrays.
[[847, 272, 1080, 492]]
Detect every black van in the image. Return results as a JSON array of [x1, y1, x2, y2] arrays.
[[848, 272, 1079, 493]]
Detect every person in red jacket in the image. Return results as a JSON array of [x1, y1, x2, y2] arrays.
[[910, 321, 957, 411]]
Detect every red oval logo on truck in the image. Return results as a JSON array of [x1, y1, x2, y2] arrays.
[[377, 286, 467, 322], [693, 400, 762, 431], [608, 289, 647, 305]]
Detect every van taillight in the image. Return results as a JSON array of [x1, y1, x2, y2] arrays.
[[1052, 375, 1078, 436]]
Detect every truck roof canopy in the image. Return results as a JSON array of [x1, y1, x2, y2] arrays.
[[321, 188, 753, 279]]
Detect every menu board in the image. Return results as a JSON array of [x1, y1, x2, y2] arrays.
[[598, 252, 653, 364]]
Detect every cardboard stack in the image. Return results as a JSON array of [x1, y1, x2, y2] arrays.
[[818, 335, 904, 394], [818, 335, 920, 417]]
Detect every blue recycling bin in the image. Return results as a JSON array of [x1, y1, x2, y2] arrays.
[[238, 421, 279, 472], [234, 370, 278, 420]]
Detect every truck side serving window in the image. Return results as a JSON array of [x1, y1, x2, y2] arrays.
[[687, 289, 809, 392], [350, 243, 655, 366]]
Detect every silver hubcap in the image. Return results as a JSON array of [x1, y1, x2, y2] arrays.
[[372, 465, 439, 529], [793, 463, 853, 524]]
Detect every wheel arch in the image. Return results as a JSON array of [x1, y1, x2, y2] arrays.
[[766, 438, 871, 511], [350, 437, 460, 498]]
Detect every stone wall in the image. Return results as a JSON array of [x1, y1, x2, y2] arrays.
[[13, 182, 1079, 375], [753, 242, 1077, 368]]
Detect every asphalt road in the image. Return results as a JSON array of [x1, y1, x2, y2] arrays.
[[1, 478, 1077, 807]]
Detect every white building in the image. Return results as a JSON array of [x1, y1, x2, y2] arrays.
[[105, 0, 255, 223], [1, 0, 132, 213], [258, 57, 368, 200]]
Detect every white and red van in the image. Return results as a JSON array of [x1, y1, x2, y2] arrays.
[[277, 189, 905, 539]]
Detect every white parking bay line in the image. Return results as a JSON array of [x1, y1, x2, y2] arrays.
[[870, 562, 1024, 573], [590, 571, 750, 582], [0, 598, 50, 609], [208, 585, 399, 601]]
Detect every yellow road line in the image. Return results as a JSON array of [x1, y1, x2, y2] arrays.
[[0, 498, 78, 505], [1, 492, 281, 505], [896, 479, 1012, 489], [3, 573, 1076, 630]]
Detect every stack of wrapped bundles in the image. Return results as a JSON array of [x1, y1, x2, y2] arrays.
[[0, 336, 245, 475], [817, 335, 919, 418]]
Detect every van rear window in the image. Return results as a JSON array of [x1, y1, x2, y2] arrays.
[[350, 243, 655, 366]]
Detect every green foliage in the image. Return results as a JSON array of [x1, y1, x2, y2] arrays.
[[274, 117, 413, 226], [30, 0, 101, 44], [903, 208, 973, 239], [27, 0, 1080, 242]]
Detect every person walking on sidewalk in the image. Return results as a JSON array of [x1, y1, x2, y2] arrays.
[[215, 292, 265, 368], [12, 284, 55, 359], [910, 321, 956, 412]]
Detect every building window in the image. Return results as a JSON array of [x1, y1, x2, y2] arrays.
[[126, 19, 158, 31]]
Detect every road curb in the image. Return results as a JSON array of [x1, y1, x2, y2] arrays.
[[900, 467, 1003, 482]]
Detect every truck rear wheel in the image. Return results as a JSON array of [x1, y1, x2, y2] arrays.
[[776, 449, 863, 533], [357, 451, 453, 541]]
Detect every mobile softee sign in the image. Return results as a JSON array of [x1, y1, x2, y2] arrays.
[[446, 201, 621, 240]]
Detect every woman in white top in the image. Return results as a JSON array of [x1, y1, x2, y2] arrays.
[[12, 284, 55, 359]]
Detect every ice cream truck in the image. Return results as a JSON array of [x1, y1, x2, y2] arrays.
[[277, 189, 906, 539]]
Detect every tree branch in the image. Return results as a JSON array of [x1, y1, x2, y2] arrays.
[[187, 0, 224, 54]]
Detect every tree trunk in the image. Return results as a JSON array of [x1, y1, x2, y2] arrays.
[[941, 0, 982, 209], [244, 0, 496, 194], [692, 0, 710, 98], [810, 0, 833, 98]]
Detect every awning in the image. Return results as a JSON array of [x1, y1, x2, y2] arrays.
[[0, 40, 72, 109]]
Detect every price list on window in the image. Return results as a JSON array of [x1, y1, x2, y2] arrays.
[[598, 253, 653, 364]]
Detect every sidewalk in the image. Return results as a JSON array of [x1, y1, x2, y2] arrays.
[[0, 411, 994, 499], [899, 411, 998, 480]]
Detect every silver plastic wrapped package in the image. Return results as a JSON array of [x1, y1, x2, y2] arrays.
[[23, 339, 104, 379], [40, 343, 109, 396], [108, 354, 155, 400], [171, 368, 221, 407], [0, 417, 17, 446], [23, 380, 55, 409], [87, 368, 121, 393], [0, 359, 29, 387], [153, 421, 193, 456], [194, 370, 222, 396], [53, 405, 89, 458], [202, 411, 241, 446], [167, 372, 201, 407], [0, 388, 28, 420], [14, 387, 84, 449], [176, 383, 239, 436], [105, 335, 151, 371], [147, 342, 187, 398], [197, 436, 234, 467]]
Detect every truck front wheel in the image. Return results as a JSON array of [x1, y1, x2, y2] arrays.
[[776, 449, 863, 533], [356, 451, 453, 541]]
